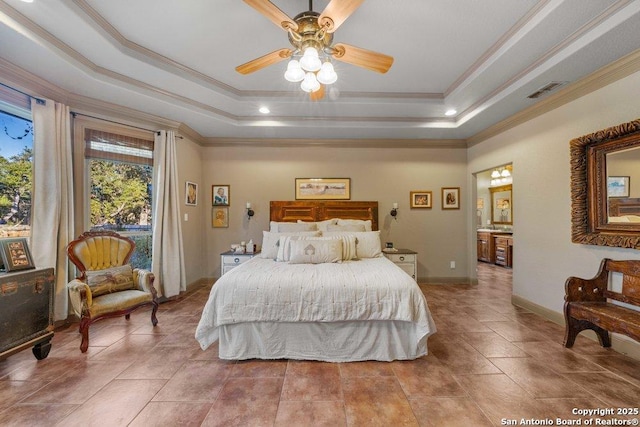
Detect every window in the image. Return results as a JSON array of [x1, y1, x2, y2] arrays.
[[0, 107, 32, 237], [81, 125, 154, 270]]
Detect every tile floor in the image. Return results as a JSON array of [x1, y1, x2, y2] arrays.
[[1, 263, 639, 426]]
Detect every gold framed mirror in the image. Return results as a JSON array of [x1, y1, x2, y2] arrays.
[[570, 118, 640, 248], [490, 184, 512, 225]]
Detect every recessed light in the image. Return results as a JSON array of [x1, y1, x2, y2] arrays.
[[20, 0, 34, 3], [445, 109, 457, 116], [259, 106, 270, 114]]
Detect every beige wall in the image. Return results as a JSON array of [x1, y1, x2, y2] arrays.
[[200, 146, 468, 281], [175, 136, 205, 285], [467, 69, 640, 317]]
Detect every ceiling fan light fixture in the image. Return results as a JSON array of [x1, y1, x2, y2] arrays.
[[300, 47, 322, 72], [284, 59, 305, 82], [491, 170, 501, 179], [316, 61, 337, 85], [300, 72, 321, 93]]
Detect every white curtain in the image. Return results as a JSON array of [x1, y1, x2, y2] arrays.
[[152, 130, 186, 297], [30, 99, 75, 321]]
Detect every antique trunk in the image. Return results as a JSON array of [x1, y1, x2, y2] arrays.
[[0, 268, 54, 360]]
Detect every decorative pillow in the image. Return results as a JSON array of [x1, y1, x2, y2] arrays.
[[260, 231, 321, 259], [288, 239, 342, 264], [337, 219, 372, 231], [85, 264, 135, 297], [340, 234, 358, 261], [277, 222, 318, 233], [324, 231, 382, 259], [297, 219, 337, 232], [276, 234, 357, 262], [326, 223, 366, 232]]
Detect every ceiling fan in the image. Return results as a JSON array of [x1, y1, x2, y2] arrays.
[[236, 0, 394, 99]]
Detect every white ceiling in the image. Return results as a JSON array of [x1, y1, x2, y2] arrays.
[[1, 0, 640, 144]]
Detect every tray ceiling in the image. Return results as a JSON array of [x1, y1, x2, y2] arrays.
[[1, 0, 639, 144]]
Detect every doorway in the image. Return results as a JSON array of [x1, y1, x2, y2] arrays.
[[475, 164, 513, 271]]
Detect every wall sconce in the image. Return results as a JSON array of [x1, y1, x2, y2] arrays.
[[246, 202, 255, 220], [390, 202, 398, 220]]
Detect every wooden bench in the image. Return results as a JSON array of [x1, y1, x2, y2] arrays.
[[564, 258, 640, 348]]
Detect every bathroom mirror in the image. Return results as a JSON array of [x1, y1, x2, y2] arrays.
[[490, 184, 512, 225], [570, 118, 640, 248]]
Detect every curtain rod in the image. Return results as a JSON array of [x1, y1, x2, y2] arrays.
[[0, 82, 46, 105], [71, 112, 183, 139]]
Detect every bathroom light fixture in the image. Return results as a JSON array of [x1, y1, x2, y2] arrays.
[[246, 202, 254, 220], [490, 166, 513, 186], [390, 202, 398, 220]]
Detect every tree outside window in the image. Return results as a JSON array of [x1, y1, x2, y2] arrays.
[[0, 110, 32, 237]]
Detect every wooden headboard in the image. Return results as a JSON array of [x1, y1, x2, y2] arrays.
[[270, 201, 379, 231]]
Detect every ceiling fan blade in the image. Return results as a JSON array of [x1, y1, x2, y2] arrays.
[[319, 0, 365, 33], [236, 48, 293, 75], [331, 43, 394, 74], [243, 0, 298, 31]]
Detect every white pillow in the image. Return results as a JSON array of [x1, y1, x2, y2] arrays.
[[270, 221, 318, 232], [297, 219, 337, 232], [260, 231, 321, 259], [277, 234, 357, 262], [288, 239, 342, 264], [277, 222, 318, 232], [324, 231, 382, 259], [326, 223, 366, 232], [337, 219, 372, 232]]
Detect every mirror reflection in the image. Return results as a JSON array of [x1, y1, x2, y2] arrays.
[[606, 146, 640, 224], [490, 185, 512, 225]]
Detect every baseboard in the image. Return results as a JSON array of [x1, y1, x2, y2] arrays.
[[511, 294, 640, 361], [421, 276, 473, 285]]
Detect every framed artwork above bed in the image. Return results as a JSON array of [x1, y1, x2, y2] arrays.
[[295, 178, 351, 200]]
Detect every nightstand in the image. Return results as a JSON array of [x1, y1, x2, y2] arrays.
[[220, 251, 260, 276], [383, 249, 417, 281]]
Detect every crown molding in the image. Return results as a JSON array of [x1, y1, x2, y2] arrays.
[[202, 137, 467, 149], [466, 47, 640, 146]]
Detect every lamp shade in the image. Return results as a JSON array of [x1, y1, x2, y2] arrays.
[[299, 47, 322, 72], [284, 60, 305, 82], [300, 72, 321, 93], [491, 170, 501, 178], [501, 168, 511, 177], [316, 61, 337, 85]]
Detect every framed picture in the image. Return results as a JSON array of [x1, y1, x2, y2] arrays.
[[441, 187, 460, 210], [410, 191, 432, 208], [607, 176, 630, 198], [212, 206, 229, 228], [0, 238, 35, 272], [212, 185, 230, 206], [185, 181, 198, 206], [295, 178, 351, 200]]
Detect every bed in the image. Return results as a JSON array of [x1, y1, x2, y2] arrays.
[[195, 200, 436, 362], [608, 198, 640, 222]]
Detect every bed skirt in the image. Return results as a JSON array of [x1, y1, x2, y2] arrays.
[[217, 320, 428, 362]]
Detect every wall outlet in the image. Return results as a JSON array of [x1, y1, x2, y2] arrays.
[[450, 261, 456, 269]]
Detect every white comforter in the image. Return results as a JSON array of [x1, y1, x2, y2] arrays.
[[195, 256, 436, 352]]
